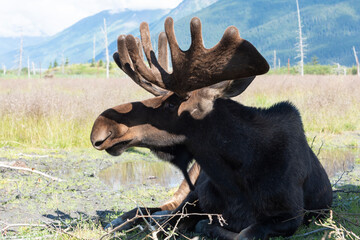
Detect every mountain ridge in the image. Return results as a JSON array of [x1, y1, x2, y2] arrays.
[[1, 0, 359, 68]]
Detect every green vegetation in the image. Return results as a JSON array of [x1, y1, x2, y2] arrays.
[[268, 63, 357, 75], [0, 62, 124, 79], [0, 75, 359, 149]]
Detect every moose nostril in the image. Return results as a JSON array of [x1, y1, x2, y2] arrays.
[[94, 139, 105, 148], [92, 131, 112, 149]]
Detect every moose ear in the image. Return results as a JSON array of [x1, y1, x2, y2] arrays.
[[220, 77, 255, 98], [204, 76, 255, 99]]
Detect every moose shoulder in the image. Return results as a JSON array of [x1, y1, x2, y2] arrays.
[[90, 17, 332, 240]]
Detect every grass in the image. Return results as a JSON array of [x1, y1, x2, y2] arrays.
[[1, 74, 358, 149], [0, 76, 153, 149], [1, 62, 125, 79]]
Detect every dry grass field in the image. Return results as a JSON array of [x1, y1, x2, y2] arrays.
[[0, 75, 359, 149]]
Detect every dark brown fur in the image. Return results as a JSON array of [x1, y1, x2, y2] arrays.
[[91, 93, 332, 239], [90, 17, 332, 239]]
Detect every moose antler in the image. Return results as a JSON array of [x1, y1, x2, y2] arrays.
[[116, 17, 269, 96], [114, 35, 169, 96]]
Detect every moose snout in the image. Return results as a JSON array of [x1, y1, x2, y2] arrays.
[[91, 130, 112, 150]]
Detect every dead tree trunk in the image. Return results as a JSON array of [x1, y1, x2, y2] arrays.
[[93, 35, 96, 64], [18, 37, 23, 76], [2, 64, 5, 75], [27, 56, 30, 79], [273, 50, 277, 70], [296, 0, 305, 76], [353, 46, 360, 77], [102, 18, 110, 79], [32, 62, 35, 75]]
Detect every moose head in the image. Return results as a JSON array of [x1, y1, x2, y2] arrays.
[[90, 17, 269, 188]]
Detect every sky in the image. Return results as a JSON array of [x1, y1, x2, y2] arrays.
[[0, 0, 182, 37]]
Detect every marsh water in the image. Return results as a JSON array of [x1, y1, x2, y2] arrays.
[[99, 148, 359, 190]]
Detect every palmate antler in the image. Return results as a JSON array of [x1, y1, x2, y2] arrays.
[[114, 17, 269, 96]]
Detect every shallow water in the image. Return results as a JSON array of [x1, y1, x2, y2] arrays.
[[98, 160, 183, 190], [99, 148, 359, 190]]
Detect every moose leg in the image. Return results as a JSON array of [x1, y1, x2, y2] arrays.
[[236, 214, 303, 240], [105, 163, 201, 231], [165, 190, 206, 232], [195, 212, 303, 240], [195, 219, 239, 240]]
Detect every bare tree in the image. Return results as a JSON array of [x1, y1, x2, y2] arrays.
[[353, 46, 360, 77], [32, 62, 35, 75], [2, 64, 6, 75], [295, 0, 306, 76], [273, 50, 277, 70], [288, 58, 290, 74], [61, 51, 65, 74], [18, 37, 23, 76], [27, 56, 30, 79], [101, 18, 110, 79], [93, 34, 96, 64]]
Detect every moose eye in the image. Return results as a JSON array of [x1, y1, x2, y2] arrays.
[[167, 102, 176, 109]]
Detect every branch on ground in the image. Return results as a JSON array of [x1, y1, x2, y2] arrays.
[[0, 163, 64, 182]]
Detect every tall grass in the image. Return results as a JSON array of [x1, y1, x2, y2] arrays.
[[0, 77, 153, 148], [238, 75, 360, 133], [0, 75, 359, 149]]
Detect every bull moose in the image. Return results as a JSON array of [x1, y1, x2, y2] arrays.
[[90, 17, 332, 239]]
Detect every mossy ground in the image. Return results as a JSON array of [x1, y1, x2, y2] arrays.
[[0, 146, 359, 240]]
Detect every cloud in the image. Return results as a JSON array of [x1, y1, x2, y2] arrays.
[[0, 0, 182, 37]]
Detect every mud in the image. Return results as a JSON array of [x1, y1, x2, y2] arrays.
[[0, 148, 176, 226]]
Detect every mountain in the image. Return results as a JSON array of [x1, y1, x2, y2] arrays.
[[1, 0, 359, 68], [106, 0, 360, 67], [172, 0, 360, 66], [0, 36, 49, 55], [0, 9, 169, 68], [101, 0, 219, 61]]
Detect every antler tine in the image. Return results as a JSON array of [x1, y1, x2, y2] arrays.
[[158, 32, 168, 71], [164, 17, 183, 63], [114, 35, 168, 96], [135, 37, 144, 61], [123, 22, 172, 90], [189, 17, 204, 50]]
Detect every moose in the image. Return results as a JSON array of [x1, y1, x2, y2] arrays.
[[90, 17, 333, 239]]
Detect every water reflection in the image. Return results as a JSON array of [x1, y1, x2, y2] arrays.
[[99, 160, 183, 190], [99, 148, 358, 190]]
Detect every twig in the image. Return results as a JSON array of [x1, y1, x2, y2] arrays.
[[316, 140, 324, 157], [310, 135, 316, 149], [290, 227, 331, 238], [0, 163, 64, 182], [99, 215, 139, 240], [332, 211, 360, 227], [332, 164, 354, 188], [316, 210, 360, 240], [1, 223, 47, 233], [333, 189, 360, 194]]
